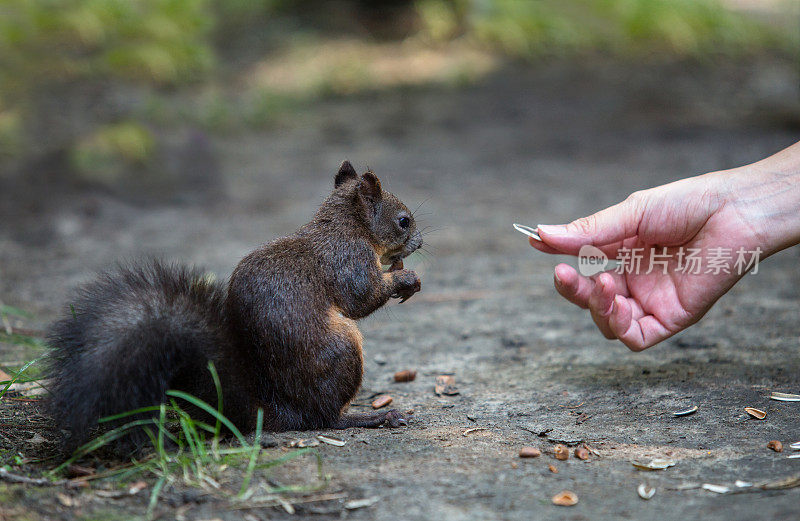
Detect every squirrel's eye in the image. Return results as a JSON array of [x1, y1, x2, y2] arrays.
[[398, 216, 410, 229]]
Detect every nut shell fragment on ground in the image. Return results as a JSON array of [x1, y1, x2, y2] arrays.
[[519, 447, 541, 458], [574, 446, 589, 460], [632, 458, 675, 471], [553, 444, 569, 460], [673, 405, 698, 417], [289, 438, 320, 448], [767, 440, 783, 452], [434, 375, 459, 396], [317, 435, 346, 446], [637, 484, 655, 499], [394, 369, 417, 382], [371, 395, 393, 409], [702, 484, 731, 494], [769, 392, 800, 402], [551, 490, 578, 506], [744, 407, 766, 420]]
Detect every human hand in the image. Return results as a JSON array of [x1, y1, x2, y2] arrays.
[[529, 151, 800, 350]]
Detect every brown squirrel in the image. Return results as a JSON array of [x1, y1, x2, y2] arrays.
[[46, 161, 422, 451]]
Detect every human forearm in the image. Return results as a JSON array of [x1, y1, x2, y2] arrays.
[[716, 141, 800, 257]]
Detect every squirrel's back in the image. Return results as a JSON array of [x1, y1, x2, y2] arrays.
[[46, 260, 231, 451]]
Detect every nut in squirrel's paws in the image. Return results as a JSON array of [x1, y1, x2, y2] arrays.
[[391, 270, 421, 303], [386, 259, 404, 272], [383, 409, 408, 427]]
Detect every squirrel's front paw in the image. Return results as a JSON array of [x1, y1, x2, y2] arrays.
[[383, 409, 408, 428], [392, 270, 421, 303]]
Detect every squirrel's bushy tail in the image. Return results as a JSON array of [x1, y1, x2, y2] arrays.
[[46, 260, 230, 452]]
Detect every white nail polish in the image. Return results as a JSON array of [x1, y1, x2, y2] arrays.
[[512, 223, 541, 241]]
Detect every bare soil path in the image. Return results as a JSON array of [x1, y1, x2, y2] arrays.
[[1, 57, 799, 520]]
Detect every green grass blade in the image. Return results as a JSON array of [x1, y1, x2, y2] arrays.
[[239, 408, 263, 496], [146, 475, 167, 520], [50, 418, 158, 475], [0, 332, 47, 349], [0, 357, 42, 399], [0, 304, 33, 319], [207, 361, 223, 441], [99, 405, 167, 423], [165, 390, 247, 445]]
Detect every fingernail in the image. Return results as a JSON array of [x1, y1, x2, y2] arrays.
[[536, 224, 568, 236], [554, 271, 562, 286]]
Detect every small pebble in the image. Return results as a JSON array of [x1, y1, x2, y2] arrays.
[[372, 395, 393, 409], [554, 444, 569, 461], [519, 447, 541, 458], [767, 440, 783, 452], [548, 464, 558, 473], [574, 446, 589, 460]]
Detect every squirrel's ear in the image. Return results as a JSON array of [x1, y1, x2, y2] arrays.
[[358, 171, 382, 205], [335, 161, 358, 187]]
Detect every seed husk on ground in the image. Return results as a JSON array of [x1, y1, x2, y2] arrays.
[[372, 395, 393, 409], [345, 497, 380, 510], [790, 441, 800, 450], [574, 446, 589, 460], [317, 435, 346, 447], [551, 490, 578, 506], [548, 464, 558, 473], [769, 392, 800, 402], [554, 444, 569, 460], [702, 484, 730, 494], [744, 407, 767, 420], [673, 405, 698, 417], [519, 447, 541, 458], [434, 375, 459, 396], [632, 458, 675, 471], [394, 369, 417, 382], [289, 438, 320, 448], [584, 444, 601, 456], [788, 454, 800, 459], [767, 440, 783, 452], [735, 480, 752, 488], [637, 484, 655, 499]]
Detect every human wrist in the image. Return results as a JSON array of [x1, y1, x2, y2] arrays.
[[715, 155, 800, 257]]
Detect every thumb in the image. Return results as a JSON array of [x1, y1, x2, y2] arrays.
[[537, 196, 642, 256]]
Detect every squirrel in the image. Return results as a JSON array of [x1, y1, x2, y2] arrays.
[[46, 161, 423, 451]]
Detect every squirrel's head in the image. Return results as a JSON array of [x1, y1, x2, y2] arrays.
[[332, 160, 422, 265]]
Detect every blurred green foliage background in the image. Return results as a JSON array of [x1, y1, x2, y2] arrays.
[[0, 0, 795, 184]]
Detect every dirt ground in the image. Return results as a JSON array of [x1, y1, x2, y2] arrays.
[[1, 57, 799, 520]]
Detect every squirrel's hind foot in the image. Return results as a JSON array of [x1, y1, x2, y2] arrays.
[[333, 409, 408, 429]]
